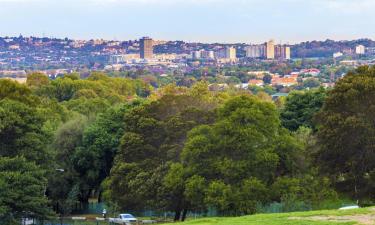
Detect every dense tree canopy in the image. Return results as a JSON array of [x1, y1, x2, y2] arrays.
[[2, 67, 375, 221], [281, 88, 326, 131], [0, 73, 153, 220], [316, 66, 375, 200], [171, 95, 304, 216], [0, 157, 52, 225]]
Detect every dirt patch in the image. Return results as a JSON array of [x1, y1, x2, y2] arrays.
[[289, 214, 375, 224]]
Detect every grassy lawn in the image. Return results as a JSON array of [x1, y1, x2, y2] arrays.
[[45, 208, 375, 224], [160, 207, 375, 225]]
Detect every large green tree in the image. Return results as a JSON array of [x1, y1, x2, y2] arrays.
[[171, 95, 303, 216], [103, 85, 217, 218], [0, 157, 52, 225], [73, 101, 143, 200], [281, 88, 326, 131], [47, 116, 88, 214], [316, 66, 375, 201], [0, 99, 51, 166]]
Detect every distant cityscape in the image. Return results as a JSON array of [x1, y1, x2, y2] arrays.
[[1, 35, 375, 92]]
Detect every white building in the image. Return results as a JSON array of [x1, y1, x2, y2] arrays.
[[109, 54, 140, 64], [333, 52, 343, 58], [201, 50, 215, 59], [355, 45, 366, 55], [192, 50, 202, 60], [245, 45, 266, 58]]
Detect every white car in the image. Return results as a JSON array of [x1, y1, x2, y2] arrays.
[[109, 214, 138, 224], [339, 205, 360, 210]]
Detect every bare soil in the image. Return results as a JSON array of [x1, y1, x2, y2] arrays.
[[289, 214, 375, 224]]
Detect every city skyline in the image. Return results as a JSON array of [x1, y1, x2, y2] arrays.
[[1, 0, 374, 44]]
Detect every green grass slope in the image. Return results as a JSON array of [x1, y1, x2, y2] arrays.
[[161, 207, 375, 225]]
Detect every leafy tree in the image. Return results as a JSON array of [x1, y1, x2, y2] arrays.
[[303, 78, 321, 88], [47, 116, 88, 213], [237, 178, 269, 215], [180, 95, 302, 215], [62, 97, 110, 116], [204, 181, 234, 215], [183, 175, 206, 213], [281, 88, 326, 131], [0, 79, 38, 106], [26, 72, 49, 88], [0, 157, 52, 225], [104, 90, 216, 219], [262, 74, 272, 84], [316, 66, 375, 201], [271, 174, 337, 211], [0, 99, 50, 166], [34, 72, 151, 103], [73, 101, 143, 199]]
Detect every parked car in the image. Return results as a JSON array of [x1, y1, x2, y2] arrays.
[[109, 214, 138, 223], [339, 205, 359, 210]]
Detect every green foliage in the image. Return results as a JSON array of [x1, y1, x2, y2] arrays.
[[271, 175, 337, 210], [248, 85, 276, 95], [237, 178, 269, 215], [1, 68, 367, 220], [263, 74, 272, 84], [0, 99, 51, 166], [26, 72, 50, 88], [74, 102, 142, 193], [184, 175, 206, 211], [303, 78, 321, 88], [35, 72, 151, 104], [205, 181, 234, 214], [281, 88, 326, 131], [104, 90, 216, 218], [47, 116, 88, 213], [0, 79, 38, 105], [62, 97, 110, 116], [180, 95, 303, 215], [316, 66, 375, 201], [0, 157, 52, 224]]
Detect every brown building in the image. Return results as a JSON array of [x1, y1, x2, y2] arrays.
[[140, 37, 153, 59], [274, 45, 291, 60]]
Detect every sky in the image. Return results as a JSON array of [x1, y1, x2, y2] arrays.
[[0, 0, 374, 44]]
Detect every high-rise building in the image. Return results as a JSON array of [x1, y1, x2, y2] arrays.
[[215, 46, 237, 63], [201, 50, 215, 59], [355, 45, 365, 55], [140, 37, 153, 59], [274, 45, 291, 60], [285, 46, 291, 60], [192, 50, 202, 60], [245, 45, 266, 58], [266, 40, 275, 59], [225, 46, 237, 60], [366, 47, 375, 55]]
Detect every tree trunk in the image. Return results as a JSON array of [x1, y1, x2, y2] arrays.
[[174, 208, 181, 222], [181, 209, 188, 221]]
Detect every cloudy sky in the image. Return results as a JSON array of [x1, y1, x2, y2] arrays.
[[0, 0, 374, 43]]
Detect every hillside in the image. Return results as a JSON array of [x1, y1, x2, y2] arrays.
[[162, 208, 375, 225]]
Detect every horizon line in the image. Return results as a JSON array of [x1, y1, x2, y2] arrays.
[[1, 34, 374, 45]]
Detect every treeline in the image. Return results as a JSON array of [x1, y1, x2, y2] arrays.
[[0, 73, 151, 224], [291, 39, 375, 58], [1, 67, 375, 224]]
